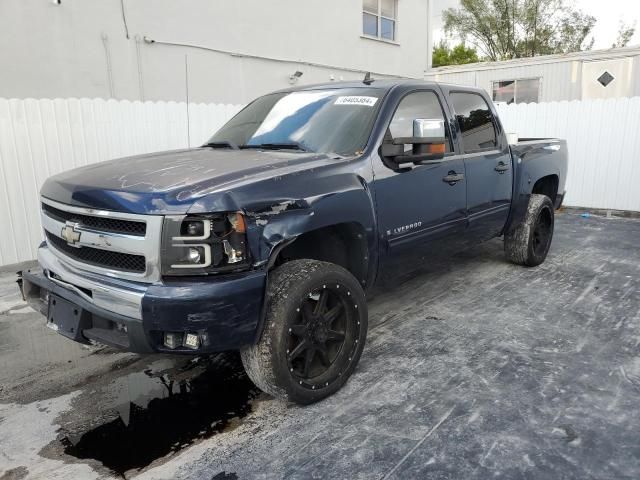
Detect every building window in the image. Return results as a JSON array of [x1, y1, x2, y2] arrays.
[[492, 78, 540, 104], [363, 0, 397, 41]]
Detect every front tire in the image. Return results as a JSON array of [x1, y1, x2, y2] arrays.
[[240, 259, 368, 404], [504, 193, 555, 267]]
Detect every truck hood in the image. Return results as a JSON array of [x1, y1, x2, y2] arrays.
[[41, 148, 339, 214]]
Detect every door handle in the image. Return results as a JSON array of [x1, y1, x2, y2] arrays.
[[442, 171, 464, 185], [495, 162, 510, 173]]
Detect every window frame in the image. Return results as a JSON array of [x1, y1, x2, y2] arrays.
[[449, 91, 500, 155], [362, 0, 398, 43], [384, 88, 456, 159], [492, 77, 541, 104]]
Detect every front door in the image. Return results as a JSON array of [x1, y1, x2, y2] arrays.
[[372, 90, 467, 282]]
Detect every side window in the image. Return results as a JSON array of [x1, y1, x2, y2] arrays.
[[388, 91, 451, 153], [450, 93, 498, 152]]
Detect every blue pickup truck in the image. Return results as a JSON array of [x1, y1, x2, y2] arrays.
[[20, 80, 567, 404]]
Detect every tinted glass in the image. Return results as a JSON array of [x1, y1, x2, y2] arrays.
[[209, 89, 383, 156], [381, 18, 395, 40], [450, 93, 497, 152], [389, 91, 451, 152], [363, 12, 378, 36]]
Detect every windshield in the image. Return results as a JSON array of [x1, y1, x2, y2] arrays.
[[208, 88, 384, 156]]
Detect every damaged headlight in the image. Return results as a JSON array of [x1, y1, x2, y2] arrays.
[[161, 213, 249, 275]]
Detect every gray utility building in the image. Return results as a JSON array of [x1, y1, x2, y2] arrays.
[[425, 46, 640, 104]]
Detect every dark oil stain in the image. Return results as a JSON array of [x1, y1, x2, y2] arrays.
[[61, 353, 260, 477], [211, 472, 239, 480]]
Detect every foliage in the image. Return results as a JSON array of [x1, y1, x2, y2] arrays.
[[612, 21, 636, 49], [443, 0, 596, 61], [433, 41, 480, 67]]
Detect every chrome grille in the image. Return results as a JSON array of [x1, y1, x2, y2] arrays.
[[46, 232, 146, 273], [40, 197, 163, 283], [42, 202, 146, 236]]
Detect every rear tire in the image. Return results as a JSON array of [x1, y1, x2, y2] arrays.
[[504, 194, 555, 267], [240, 259, 368, 404]]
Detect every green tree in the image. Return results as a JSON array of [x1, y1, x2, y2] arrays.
[[443, 0, 596, 61], [612, 21, 636, 49], [432, 41, 480, 67]]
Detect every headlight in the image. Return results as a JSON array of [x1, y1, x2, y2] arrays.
[[161, 212, 249, 275]]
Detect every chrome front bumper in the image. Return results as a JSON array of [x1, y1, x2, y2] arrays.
[[38, 245, 146, 319], [24, 244, 267, 353]]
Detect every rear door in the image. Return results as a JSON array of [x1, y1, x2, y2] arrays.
[[372, 89, 467, 280], [445, 89, 513, 241]]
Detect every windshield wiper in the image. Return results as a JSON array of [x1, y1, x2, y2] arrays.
[[239, 142, 309, 152], [203, 141, 239, 150]]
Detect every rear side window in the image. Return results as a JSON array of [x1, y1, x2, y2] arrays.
[[388, 91, 452, 152], [450, 93, 498, 152]]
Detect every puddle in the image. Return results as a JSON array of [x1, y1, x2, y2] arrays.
[[61, 353, 260, 477]]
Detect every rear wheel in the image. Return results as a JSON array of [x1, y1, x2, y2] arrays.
[[504, 194, 555, 267], [240, 259, 368, 404]]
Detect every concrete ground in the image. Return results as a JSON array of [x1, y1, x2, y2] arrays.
[[0, 211, 639, 480]]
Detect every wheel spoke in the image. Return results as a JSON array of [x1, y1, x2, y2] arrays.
[[323, 303, 343, 325], [289, 339, 309, 359], [314, 290, 329, 315], [302, 347, 316, 377], [301, 300, 315, 323], [327, 329, 345, 342], [317, 345, 330, 366], [290, 324, 307, 337]]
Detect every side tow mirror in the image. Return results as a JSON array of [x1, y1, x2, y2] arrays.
[[380, 118, 448, 167], [409, 118, 447, 156]]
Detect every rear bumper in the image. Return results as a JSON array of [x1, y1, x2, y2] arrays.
[[21, 245, 266, 353]]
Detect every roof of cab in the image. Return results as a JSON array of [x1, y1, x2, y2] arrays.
[[273, 79, 485, 95]]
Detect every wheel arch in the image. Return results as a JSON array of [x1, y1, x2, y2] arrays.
[[268, 222, 370, 287], [531, 174, 559, 204]]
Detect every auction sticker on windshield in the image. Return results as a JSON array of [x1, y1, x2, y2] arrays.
[[334, 96, 378, 107]]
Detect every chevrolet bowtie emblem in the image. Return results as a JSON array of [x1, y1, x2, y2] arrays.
[[61, 222, 82, 246]]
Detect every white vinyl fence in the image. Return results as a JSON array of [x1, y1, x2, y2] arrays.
[[496, 97, 640, 214], [0, 98, 242, 266], [1, 96, 639, 267]]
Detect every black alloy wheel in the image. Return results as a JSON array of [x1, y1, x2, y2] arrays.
[[287, 284, 360, 387], [240, 259, 368, 404], [504, 193, 555, 267], [532, 207, 553, 257]]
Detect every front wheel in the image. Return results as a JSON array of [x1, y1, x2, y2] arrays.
[[240, 259, 368, 404], [504, 193, 555, 267]]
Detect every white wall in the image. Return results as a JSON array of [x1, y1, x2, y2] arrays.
[[496, 97, 640, 213], [2, 96, 639, 267], [0, 0, 429, 104]]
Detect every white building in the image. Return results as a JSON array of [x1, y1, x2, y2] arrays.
[[0, 0, 432, 104], [425, 46, 640, 104]]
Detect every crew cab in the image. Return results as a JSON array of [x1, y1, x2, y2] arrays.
[[20, 80, 568, 404]]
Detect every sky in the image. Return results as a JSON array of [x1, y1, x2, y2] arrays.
[[432, 0, 640, 50]]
